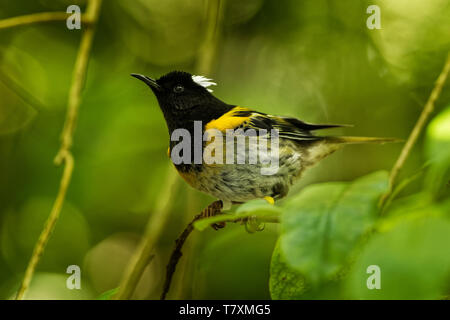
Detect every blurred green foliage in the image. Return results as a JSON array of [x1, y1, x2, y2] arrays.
[[0, 0, 449, 299], [278, 171, 388, 286], [270, 107, 450, 299]]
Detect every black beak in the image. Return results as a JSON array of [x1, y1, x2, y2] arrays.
[[131, 73, 161, 90]]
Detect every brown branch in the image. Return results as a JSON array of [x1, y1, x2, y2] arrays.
[[160, 200, 223, 300], [160, 213, 203, 300], [14, 0, 102, 300], [0, 12, 90, 30], [160, 200, 280, 300], [380, 52, 450, 209]]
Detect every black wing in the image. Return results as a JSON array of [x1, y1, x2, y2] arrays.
[[243, 111, 348, 142]]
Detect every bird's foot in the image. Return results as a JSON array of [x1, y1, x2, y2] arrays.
[[200, 200, 225, 230]]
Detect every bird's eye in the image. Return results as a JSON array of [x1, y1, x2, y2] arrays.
[[173, 85, 184, 93]]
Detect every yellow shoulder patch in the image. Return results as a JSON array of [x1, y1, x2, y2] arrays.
[[205, 106, 251, 132]]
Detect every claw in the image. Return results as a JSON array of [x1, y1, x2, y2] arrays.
[[212, 222, 226, 230], [199, 200, 225, 230]]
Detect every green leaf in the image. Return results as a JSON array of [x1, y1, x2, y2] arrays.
[[345, 215, 450, 299], [194, 199, 280, 231], [270, 240, 308, 299], [97, 287, 119, 300], [280, 171, 389, 285]]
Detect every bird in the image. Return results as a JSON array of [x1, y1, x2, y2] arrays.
[[131, 71, 398, 224]]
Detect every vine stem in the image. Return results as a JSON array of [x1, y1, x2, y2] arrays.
[[14, 0, 102, 300], [380, 52, 450, 209], [0, 12, 90, 30]]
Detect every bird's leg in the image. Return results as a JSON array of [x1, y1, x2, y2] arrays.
[[200, 200, 225, 230]]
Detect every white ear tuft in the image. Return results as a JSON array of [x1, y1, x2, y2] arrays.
[[192, 75, 217, 92]]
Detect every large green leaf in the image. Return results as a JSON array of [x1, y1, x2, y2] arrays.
[[345, 215, 450, 299], [279, 171, 389, 285], [269, 240, 307, 299]]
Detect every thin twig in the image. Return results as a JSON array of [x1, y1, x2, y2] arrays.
[[0, 12, 90, 30], [160, 200, 223, 300], [114, 169, 179, 300], [55, 3, 102, 162], [160, 200, 280, 300], [160, 213, 203, 300], [379, 52, 450, 209], [15, 0, 102, 300]]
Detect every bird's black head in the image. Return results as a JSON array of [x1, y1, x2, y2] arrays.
[[131, 71, 230, 132]]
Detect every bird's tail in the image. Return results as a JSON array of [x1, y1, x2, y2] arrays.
[[324, 136, 402, 144], [299, 136, 402, 171]]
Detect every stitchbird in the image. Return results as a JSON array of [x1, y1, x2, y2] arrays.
[[132, 71, 398, 213]]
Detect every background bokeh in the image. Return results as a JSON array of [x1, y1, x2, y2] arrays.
[[0, 0, 449, 299]]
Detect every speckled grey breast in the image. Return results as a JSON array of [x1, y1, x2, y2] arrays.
[[182, 137, 333, 204]]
